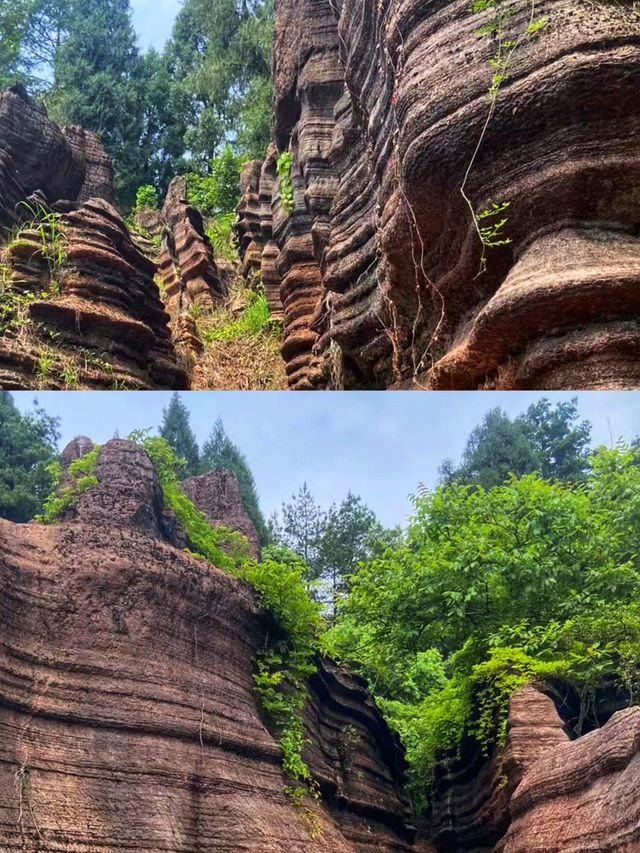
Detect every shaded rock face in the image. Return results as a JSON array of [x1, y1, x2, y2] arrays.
[[424, 686, 640, 852], [0, 438, 416, 852], [0, 88, 187, 390], [183, 468, 261, 559], [239, 0, 640, 389]]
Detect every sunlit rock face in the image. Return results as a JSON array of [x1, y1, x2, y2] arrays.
[[0, 438, 417, 852], [239, 0, 640, 389]]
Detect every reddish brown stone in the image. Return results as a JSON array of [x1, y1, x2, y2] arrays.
[[0, 439, 416, 852]]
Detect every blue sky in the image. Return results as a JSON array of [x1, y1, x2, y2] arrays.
[[132, 0, 181, 50], [11, 391, 640, 527]]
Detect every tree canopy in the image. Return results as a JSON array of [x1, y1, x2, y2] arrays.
[[440, 397, 591, 489], [0, 392, 60, 522], [158, 392, 201, 477], [3, 0, 274, 209]]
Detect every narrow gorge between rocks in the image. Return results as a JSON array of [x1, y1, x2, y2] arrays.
[[1, 0, 640, 391]]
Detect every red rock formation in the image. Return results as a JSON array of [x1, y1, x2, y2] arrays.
[[0, 197, 187, 389], [238, 0, 640, 390], [420, 685, 640, 852], [0, 438, 417, 851], [182, 468, 261, 559], [62, 124, 116, 205], [158, 176, 227, 319], [0, 87, 188, 390], [501, 705, 640, 852], [236, 159, 265, 279]]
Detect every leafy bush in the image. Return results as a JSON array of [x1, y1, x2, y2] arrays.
[[206, 212, 239, 263], [37, 446, 101, 523], [325, 445, 640, 807], [187, 145, 247, 217], [132, 433, 251, 573], [135, 184, 160, 211]]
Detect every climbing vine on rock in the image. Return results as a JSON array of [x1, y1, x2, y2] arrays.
[[461, 0, 549, 273], [277, 151, 295, 215], [37, 446, 101, 522]]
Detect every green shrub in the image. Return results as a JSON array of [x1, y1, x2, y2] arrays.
[[37, 447, 101, 523], [134, 184, 160, 211], [187, 145, 248, 217]]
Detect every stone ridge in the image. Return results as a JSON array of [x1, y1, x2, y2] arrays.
[[239, 0, 640, 390], [182, 468, 261, 559], [0, 88, 188, 390], [0, 438, 416, 851]]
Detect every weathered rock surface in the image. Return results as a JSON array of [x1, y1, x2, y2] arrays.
[[158, 176, 227, 319], [183, 468, 261, 559], [0, 438, 416, 851], [500, 705, 640, 852], [0, 196, 187, 390], [422, 685, 640, 852], [239, 0, 640, 389], [0, 87, 188, 390]]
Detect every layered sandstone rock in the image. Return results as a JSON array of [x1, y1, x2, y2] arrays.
[[0, 197, 187, 389], [0, 87, 187, 390], [0, 438, 416, 852], [158, 176, 227, 319], [422, 685, 640, 852], [182, 468, 261, 559], [240, 0, 640, 389]]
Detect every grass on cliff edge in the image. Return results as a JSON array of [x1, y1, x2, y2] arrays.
[[193, 283, 286, 391]]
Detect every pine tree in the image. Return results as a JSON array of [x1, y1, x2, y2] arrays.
[[200, 417, 268, 544], [158, 393, 200, 478], [440, 399, 591, 489], [0, 392, 60, 522], [277, 483, 324, 583], [316, 493, 382, 620], [48, 0, 144, 207]]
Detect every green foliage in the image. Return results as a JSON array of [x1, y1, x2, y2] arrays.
[[277, 150, 295, 215], [199, 290, 272, 344], [47, 0, 144, 208], [440, 397, 591, 489], [0, 392, 60, 522], [134, 184, 160, 211], [200, 416, 269, 545], [205, 212, 239, 263], [159, 392, 201, 478], [245, 544, 324, 783], [37, 445, 100, 522], [130, 435, 320, 787], [132, 433, 251, 573], [187, 145, 247, 216], [326, 446, 640, 806], [168, 0, 273, 167]]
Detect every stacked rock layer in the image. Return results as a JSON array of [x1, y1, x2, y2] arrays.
[[0, 87, 188, 389], [237, 0, 640, 389], [0, 439, 416, 852]]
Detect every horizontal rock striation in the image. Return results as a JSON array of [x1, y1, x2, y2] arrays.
[[0, 87, 188, 390], [0, 438, 416, 852], [239, 0, 640, 389], [182, 468, 261, 559], [0, 197, 187, 389], [157, 176, 227, 321], [420, 685, 640, 852]]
